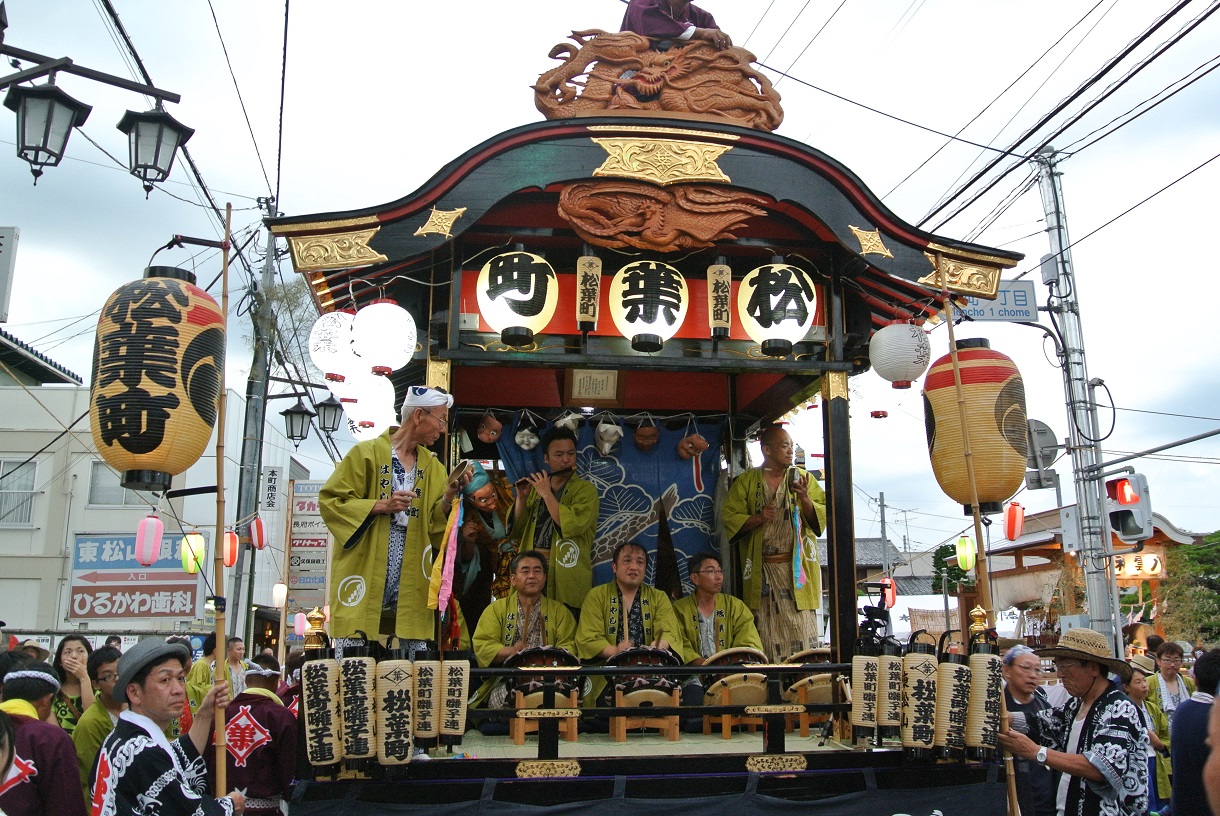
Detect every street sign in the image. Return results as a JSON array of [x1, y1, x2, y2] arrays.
[[293, 480, 325, 516], [292, 517, 328, 537], [68, 533, 203, 620], [261, 466, 283, 511], [1026, 418, 1060, 470], [290, 552, 328, 570], [959, 280, 1037, 322]]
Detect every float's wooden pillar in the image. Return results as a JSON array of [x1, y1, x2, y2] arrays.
[[822, 263, 858, 662]]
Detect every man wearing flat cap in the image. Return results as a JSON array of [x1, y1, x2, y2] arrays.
[[0, 661, 86, 816], [90, 638, 244, 815], [998, 627, 1148, 816], [321, 386, 472, 651]]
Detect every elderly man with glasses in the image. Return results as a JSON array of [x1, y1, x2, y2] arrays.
[[1002, 645, 1056, 816], [998, 628, 1148, 816], [321, 386, 472, 653]]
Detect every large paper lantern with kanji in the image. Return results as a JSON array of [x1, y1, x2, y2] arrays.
[[922, 338, 1027, 514], [609, 260, 689, 352], [90, 267, 225, 492], [476, 249, 558, 347], [737, 261, 818, 357]]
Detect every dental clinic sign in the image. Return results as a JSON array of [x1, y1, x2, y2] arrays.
[[69, 532, 203, 620]]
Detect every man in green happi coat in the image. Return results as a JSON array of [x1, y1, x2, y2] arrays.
[[576, 541, 686, 706], [320, 386, 469, 647]]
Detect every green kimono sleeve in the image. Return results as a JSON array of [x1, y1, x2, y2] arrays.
[[319, 437, 384, 549], [724, 594, 765, 653], [575, 584, 614, 661], [547, 599, 578, 654], [185, 657, 213, 715], [670, 595, 700, 663], [473, 598, 509, 668], [646, 588, 686, 664]]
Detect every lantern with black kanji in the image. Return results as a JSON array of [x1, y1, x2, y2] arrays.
[[737, 259, 818, 357], [922, 338, 1027, 514], [870, 322, 931, 388], [476, 248, 558, 347], [90, 266, 225, 493], [609, 259, 688, 352]]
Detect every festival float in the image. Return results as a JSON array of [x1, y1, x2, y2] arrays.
[[267, 19, 1028, 816]]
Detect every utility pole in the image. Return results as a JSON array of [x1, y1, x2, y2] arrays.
[[229, 196, 278, 640], [1034, 148, 1120, 654], [879, 491, 889, 577]]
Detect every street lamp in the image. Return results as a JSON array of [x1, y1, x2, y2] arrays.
[[116, 106, 194, 196], [280, 398, 316, 447], [315, 394, 344, 435], [2, 80, 91, 183]]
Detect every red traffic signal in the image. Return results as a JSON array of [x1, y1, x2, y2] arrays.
[[1104, 473, 1152, 544]]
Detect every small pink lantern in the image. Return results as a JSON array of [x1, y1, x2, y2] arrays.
[[223, 530, 240, 568], [249, 517, 267, 551], [293, 612, 307, 637], [135, 515, 163, 566], [1004, 502, 1025, 541]]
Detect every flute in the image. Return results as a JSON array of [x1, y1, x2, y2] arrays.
[[514, 467, 574, 487]]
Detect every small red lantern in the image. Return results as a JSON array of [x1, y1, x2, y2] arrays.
[[1004, 502, 1025, 541], [249, 517, 267, 551], [879, 577, 897, 609], [134, 515, 163, 566], [223, 530, 239, 568]]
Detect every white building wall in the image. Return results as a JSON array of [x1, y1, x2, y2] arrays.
[[0, 385, 300, 640]]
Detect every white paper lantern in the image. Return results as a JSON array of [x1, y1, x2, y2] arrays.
[[609, 260, 689, 352], [870, 322, 932, 389], [308, 310, 357, 382], [351, 299, 417, 375], [476, 250, 559, 347], [294, 612, 308, 637], [342, 371, 397, 427], [272, 581, 288, 609], [249, 517, 267, 551], [737, 261, 817, 357]]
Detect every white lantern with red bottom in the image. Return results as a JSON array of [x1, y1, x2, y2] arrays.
[[870, 322, 932, 389], [249, 517, 267, 551], [1004, 502, 1025, 541], [223, 530, 240, 568], [351, 299, 417, 375]]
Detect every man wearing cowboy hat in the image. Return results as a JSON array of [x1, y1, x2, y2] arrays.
[[998, 627, 1148, 816], [320, 386, 472, 652]]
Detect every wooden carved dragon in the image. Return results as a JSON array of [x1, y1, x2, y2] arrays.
[[533, 30, 783, 132]]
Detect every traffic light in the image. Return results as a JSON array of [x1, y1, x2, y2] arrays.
[[1105, 473, 1152, 544]]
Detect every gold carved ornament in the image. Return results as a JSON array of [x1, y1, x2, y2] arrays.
[[414, 207, 468, 239], [745, 754, 808, 773], [288, 228, 388, 272], [533, 30, 783, 131], [848, 225, 894, 259], [516, 759, 581, 778], [822, 371, 848, 402], [558, 180, 768, 253], [592, 137, 732, 186], [917, 243, 1015, 299]]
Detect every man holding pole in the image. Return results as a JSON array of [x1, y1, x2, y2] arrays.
[[90, 638, 245, 815]]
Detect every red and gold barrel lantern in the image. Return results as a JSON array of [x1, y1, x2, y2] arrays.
[[90, 266, 225, 493], [922, 338, 1027, 514]]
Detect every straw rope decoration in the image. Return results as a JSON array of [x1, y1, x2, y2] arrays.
[[850, 653, 878, 730], [440, 659, 471, 743], [900, 648, 938, 755], [339, 656, 377, 759], [965, 650, 1003, 756], [413, 659, 442, 747], [933, 659, 972, 759], [878, 652, 904, 729], [374, 659, 415, 765], [301, 659, 344, 766]]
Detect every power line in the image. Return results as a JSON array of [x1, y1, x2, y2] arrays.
[[772, 0, 849, 87], [275, 0, 291, 208], [758, 0, 814, 66], [741, 0, 778, 49], [919, 0, 1198, 230], [205, 0, 273, 196]]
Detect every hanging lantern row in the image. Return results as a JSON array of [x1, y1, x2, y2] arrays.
[[473, 250, 820, 357], [307, 299, 417, 382]]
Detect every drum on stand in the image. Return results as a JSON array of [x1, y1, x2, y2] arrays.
[[781, 646, 833, 705], [701, 646, 770, 706], [504, 646, 580, 709], [601, 646, 681, 707]]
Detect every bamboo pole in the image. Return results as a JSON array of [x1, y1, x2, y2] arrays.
[[1000, 693, 1021, 816], [212, 203, 233, 795], [276, 479, 295, 669], [937, 261, 996, 629]]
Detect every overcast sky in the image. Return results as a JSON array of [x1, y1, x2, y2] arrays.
[[2, 1, 1217, 552]]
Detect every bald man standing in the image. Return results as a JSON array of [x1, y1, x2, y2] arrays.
[[722, 426, 825, 660]]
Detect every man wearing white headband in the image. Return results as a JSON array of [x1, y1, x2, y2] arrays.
[[321, 385, 472, 650], [220, 655, 296, 816], [0, 661, 87, 816]]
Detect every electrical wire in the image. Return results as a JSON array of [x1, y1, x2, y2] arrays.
[[920, 0, 1199, 230], [772, 0, 849, 87], [205, 0, 273, 196], [741, 0, 778, 48], [758, 0, 814, 66], [275, 0, 291, 208]]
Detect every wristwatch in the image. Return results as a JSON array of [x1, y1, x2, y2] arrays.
[[1035, 746, 1048, 764]]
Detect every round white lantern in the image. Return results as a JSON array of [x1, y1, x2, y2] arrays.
[[736, 262, 817, 357], [272, 581, 288, 609], [870, 322, 931, 389], [342, 371, 397, 429], [476, 250, 559, 347], [308, 309, 357, 383], [351, 299, 417, 375], [609, 260, 689, 352]]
